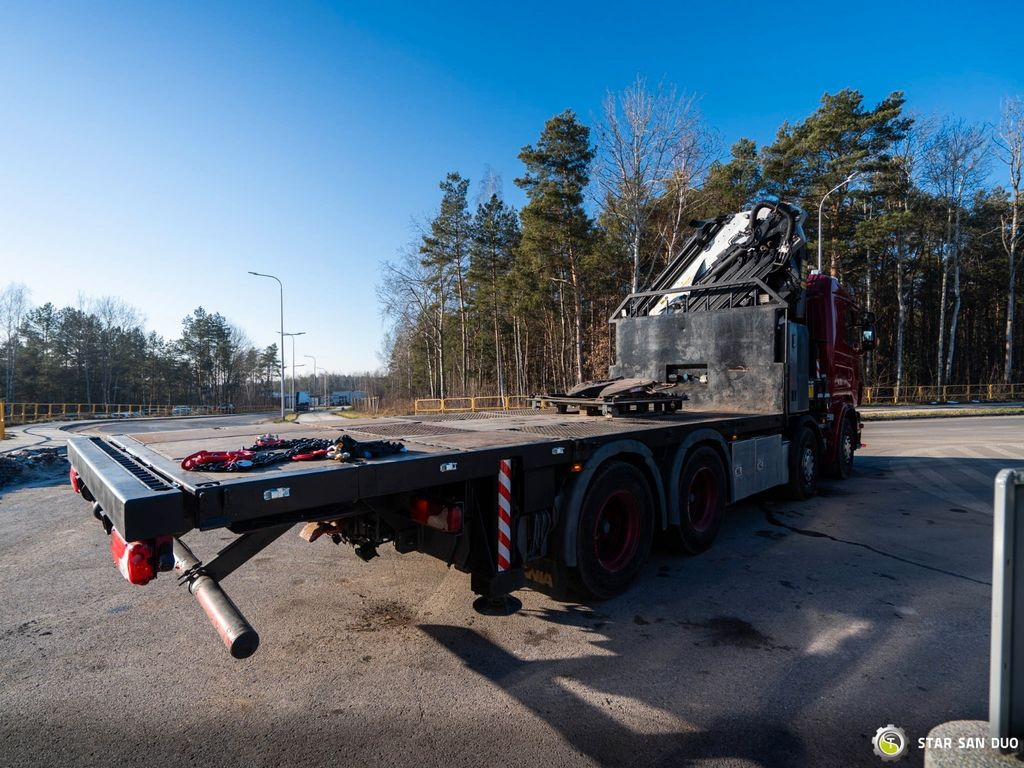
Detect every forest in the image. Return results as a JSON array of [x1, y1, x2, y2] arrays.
[[378, 83, 1024, 403]]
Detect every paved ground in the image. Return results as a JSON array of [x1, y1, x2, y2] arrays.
[[1, 416, 1021, 767]]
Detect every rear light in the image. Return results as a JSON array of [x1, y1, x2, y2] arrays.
[[110, 530, 155, 585], [109, 531, 174, 586], [411, 498, 463, 533]]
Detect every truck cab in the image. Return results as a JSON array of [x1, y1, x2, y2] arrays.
[[805, 272, 875, 478]]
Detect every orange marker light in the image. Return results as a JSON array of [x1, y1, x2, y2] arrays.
[[571, 463, 584, 473]]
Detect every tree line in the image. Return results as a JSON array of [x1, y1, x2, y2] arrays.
[[379, 80, 1024, 402], [0, 292, 380, 406]]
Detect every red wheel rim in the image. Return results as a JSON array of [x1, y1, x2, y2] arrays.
[[686, 466, 718, 532], [593, 490, 640, 573]]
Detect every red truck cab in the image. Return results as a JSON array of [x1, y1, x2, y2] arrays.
[[806, 272, 876, 478]]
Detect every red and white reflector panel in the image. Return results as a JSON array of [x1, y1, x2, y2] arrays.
[[497, 459, 512, 572]]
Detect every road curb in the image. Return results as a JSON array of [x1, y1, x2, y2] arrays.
[[862, 407, 1024, 422]]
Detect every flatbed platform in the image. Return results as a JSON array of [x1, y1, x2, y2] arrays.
[[68, 409, 783, 541]]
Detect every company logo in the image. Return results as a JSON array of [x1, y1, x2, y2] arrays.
[[873, 724, 909, 761]]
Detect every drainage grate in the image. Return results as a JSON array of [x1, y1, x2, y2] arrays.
[[93, 438, 172, 491], [417, 411, 529, 422], [510, 421, 657, 439], [352, 422, 467, 438]]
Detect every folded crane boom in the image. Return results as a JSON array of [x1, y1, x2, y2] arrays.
[[639, 201, 808, 318]]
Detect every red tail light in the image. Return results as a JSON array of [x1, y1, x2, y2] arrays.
[[411, 499, 463, 533], [69, 467, 81, 493], [110, 529, 156, 586]]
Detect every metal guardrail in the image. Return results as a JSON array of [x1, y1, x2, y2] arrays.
[[0, 401, 273, 428], [864, 383, 1024, 405], [413, 395, 533, 415]]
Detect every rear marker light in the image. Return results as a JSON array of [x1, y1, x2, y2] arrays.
[[110, 530, 155, 586], [70, 467, 95, 502], [109, 532, 173, 585]]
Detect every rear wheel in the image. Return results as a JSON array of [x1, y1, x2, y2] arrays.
[[670, 446, 727, 554], [573, 461, 654, 599], [788, 426, 819, 500]]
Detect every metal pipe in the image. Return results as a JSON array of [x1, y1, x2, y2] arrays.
[[173, 538, 259, 659], [248, 272, 286, 421], [816, 172, 859, 273]]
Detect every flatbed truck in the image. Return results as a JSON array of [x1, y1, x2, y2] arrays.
[[66, 201, 876, 658]]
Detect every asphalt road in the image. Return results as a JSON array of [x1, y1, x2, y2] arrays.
[[1, 416, 1021, 767]]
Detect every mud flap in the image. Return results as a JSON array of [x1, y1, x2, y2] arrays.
[[522, 557, 571, 601]]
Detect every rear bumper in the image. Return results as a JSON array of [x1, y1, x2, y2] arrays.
[[68, 436, 189, 540]]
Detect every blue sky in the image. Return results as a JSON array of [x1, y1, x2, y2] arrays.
[[1, 1, 1021, 373]]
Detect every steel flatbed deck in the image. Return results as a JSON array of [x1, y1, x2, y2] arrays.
[[68, 408, 782, 542]]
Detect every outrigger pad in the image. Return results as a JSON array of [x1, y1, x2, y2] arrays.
[[472, 595, 523, 616], [563, 377, 658, 399]]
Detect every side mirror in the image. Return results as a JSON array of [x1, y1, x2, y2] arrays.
[[861, 312, 876, 352]]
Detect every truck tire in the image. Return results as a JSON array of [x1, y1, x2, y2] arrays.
[[788, 426, 819, 500], [572, 461, 654, 599], [826, 417, 856, 480], [671, 446, 727, 554]]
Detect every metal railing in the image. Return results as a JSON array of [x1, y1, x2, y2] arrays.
[[0, 401, 274, 427], [413, 395, 533, 415], [863, 383, 1024, 405]]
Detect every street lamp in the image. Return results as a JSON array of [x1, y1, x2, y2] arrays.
[[283, 332, 305, 411], [248, 271, 286, 421], [817, 171, 860, 273], [303, 354, 321, 408]]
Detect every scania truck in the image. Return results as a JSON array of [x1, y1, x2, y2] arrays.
[[67, 201, 875, 658]]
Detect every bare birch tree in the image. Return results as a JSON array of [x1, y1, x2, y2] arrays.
[[379, 244, 449, 399], [596, 75, 712, 294], [995, 96, 1024, 384], [924, 118, 989, 388], [1, 283, 30, 401]]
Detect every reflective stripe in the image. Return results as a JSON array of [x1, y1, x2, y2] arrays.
[[497, 459, 512, 571]]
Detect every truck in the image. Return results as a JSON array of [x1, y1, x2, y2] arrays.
[[294, 390, 311, 412], [66, 201, 875, 658]]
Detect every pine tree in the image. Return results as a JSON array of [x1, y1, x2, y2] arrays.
[[470, 194, 520, 397], [420, 173, 472, 396], [516, 110, 595, 387]]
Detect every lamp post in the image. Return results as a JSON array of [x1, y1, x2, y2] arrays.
[[817, 171, 860, 274], [303, 354, 319, 408], [283, 332, 305, 411], [247, 271, 285, 421]]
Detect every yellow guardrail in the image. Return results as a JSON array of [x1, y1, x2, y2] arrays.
[[864, 383, 1024, 405], [414, 395, 535, 415], [0, 402, 274, 427]]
